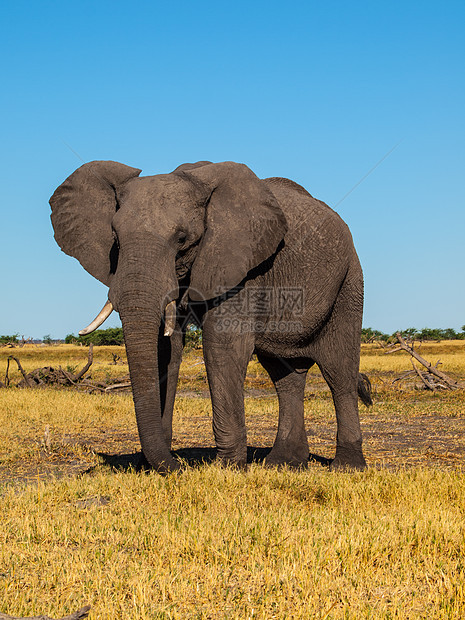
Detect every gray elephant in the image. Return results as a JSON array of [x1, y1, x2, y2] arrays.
[[50, 160, 371, 473]]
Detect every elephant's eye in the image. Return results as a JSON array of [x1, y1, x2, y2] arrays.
[[177, 232, 187, 245]]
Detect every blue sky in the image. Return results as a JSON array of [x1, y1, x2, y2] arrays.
[[1, 1, 464, 338]]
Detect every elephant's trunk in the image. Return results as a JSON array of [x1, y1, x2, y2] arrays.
[[114, 237, 179, 473]]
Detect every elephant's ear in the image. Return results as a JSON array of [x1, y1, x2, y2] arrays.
[[50, 160, 141, 286], [181, 162, 287, 301]]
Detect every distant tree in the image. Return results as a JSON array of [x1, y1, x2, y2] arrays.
[[0, 334, 19, 344], [43, 334, 53, 345], [399, 327, 420, 340], [361, 328, 389, 343], [441, 328, 458, 340], [418, 327, 451, 341], [394, 327, 462, 342], [360, 327, 465, 343]]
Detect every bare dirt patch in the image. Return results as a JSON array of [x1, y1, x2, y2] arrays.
[[1, 344, 464, 487], [1, 387, 463, 489]]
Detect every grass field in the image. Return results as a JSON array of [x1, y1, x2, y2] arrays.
[[0, 343, 464, 618]]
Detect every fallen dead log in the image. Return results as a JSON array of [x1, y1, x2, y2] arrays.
[[1, 345, 131, 393], [58, 366, 81, 386], [5, 356, 33, 387], [391, 332, 464, 390], [4, 346, 95, 389], [410, 359, 433, 390], [0, 605, 90, 620], [105, 381, 132, 392], [74, 349, 94, 381]]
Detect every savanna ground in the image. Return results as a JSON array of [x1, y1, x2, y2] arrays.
[[0, 342, 464, 618]]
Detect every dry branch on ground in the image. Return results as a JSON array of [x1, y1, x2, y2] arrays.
[[0, 606, 90, 620], [1, 345, 131, 393], [390, 332, 465, 390]]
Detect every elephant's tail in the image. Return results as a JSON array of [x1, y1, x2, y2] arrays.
[[358, 373, 373, 406]]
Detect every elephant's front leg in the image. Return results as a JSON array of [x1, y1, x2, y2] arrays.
[[202, 322, 254, 467], [158, 327, 184, 448]]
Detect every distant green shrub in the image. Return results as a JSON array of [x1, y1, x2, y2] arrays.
[[184, 325, 203, 350], [363, 326, 465, 342], [63, 324, 465, 347], [65, 327, 124, 346], [65, 325, 204, 348], [398, 327, 465, 341]]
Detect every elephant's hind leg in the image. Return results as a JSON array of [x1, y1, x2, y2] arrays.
[[258, 355, 311, 468], [312, 266, 367, 471]]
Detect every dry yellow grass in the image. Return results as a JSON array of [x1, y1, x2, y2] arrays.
[[0, 342, 464, 618], [1, 467, 464, 619]]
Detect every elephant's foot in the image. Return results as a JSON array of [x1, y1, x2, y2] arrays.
[[144, 451, 182, 475], [156, 457, 182, 474], [330, 446, 367, 471], [216, 445, 247, 470], [264, 442, 310, 469], [216, 457, 248, 470]]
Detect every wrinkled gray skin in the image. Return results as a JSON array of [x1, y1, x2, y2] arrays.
[[50, 160, 369, 473]]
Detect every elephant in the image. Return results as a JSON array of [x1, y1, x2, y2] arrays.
[[50, 160, 371, 473]]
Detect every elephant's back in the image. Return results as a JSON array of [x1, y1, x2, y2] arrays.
[[263, 176, 314, 199], [262, 176, 356, 271], [263, 176, 350, 237], [253, 177, 360, 352]]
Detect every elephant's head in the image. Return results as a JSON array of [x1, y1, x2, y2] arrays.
[[50, 160, 287, 471]]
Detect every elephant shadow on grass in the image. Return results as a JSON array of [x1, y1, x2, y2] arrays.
[[91, 447, 331, 474]]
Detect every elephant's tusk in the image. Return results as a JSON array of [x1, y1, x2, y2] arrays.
[[79, 300, 114, 336], [164, 300, 177, 337]]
